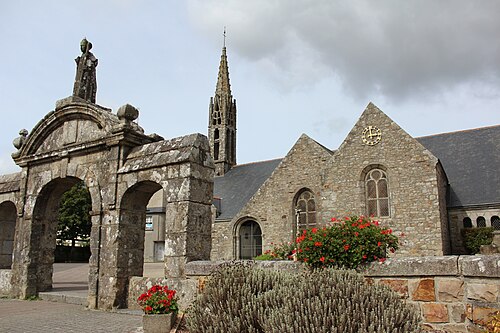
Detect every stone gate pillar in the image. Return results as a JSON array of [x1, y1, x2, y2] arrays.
[[95, 133, 213, 309]]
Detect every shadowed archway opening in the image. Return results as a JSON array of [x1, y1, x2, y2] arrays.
[[0, 201, 17, 269], [119, 181, 163, 281], [31, 177, 92, 293]]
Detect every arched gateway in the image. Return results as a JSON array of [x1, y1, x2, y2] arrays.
[[0, 40, 214, 309]]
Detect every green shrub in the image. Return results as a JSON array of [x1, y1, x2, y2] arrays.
[[462, 227, 494, 254], [296, 215, 399, 269], [187, 263, 421, 333], [259, 241, 296, 260], [253, 253, 275, 261]]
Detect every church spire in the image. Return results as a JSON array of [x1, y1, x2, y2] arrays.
[[209, 32, 237, 176]]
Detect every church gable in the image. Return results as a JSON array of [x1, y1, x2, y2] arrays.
[[336, 102, 438, 166], [324, 103, 448, 256], [239, 135, 333, 240]]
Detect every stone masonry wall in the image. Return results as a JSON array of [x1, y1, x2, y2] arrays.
[[449, 206, 500, 254], [322, 103, 448, 256], [127, 255, 500, 333], [210, 134, 333, 259], [362, 255, 500, 332]]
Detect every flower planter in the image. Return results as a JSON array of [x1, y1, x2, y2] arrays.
[[142, 312, 174, 333]]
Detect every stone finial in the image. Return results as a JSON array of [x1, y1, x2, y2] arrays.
[[117, 104, 139, 122], [13, 129, 28, 150], [73, 38, 98, 103]]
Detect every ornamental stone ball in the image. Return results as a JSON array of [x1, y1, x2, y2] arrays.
[[13, 129, 28, 150], [117, 104, 139, 122]]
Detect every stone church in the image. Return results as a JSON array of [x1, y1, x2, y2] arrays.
[[0, 40, 499, 306], [199, 46, 500, 260]]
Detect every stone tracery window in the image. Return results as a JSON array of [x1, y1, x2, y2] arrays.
[[295, 190, 317, 232], [365, 169, 390, 217]]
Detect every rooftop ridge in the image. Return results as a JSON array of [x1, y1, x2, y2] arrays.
[[416, 124, 500, 140], [230, 157, 283, 168]]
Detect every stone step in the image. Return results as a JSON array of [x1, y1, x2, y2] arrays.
[[39, 291, 87, 306]]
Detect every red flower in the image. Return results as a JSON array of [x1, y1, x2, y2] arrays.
[[354, 232, 359, 237], [314, 241, 322, 247], [378, 257, 387, 263], [145, 305, 153, 313], [311, 228, 318, 234], [343, 244, 350, 251], [319, 256, 325, 262], [377, 242, 382, 247], [331, 217, 337, 222]]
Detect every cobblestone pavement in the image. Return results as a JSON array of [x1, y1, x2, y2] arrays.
[[0, 298, 143, 333]]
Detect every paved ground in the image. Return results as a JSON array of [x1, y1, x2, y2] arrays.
[[0, 263, 167, 333], [0, 298, 143, 333]]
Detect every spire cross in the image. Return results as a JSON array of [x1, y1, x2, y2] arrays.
[[223, 26, 226, 48]]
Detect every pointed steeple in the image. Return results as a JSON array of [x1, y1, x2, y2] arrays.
[[209, 36, 237, 176], [215, 47, 232, 97]]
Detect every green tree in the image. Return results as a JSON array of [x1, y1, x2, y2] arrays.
[[57, 182, 92, 247]]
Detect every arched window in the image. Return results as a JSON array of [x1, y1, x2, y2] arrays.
[[477, 216, 486, 228], [365, 169, 390, 217], [463, 217, 472, 228], [491, 216, 500, 230], [239, 220, 262, 259], [295, 190, 316, 232]]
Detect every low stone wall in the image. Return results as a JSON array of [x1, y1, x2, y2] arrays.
[[360, 255, 500, 332], [128, 256, 500, 332], [0, 269, 12, 296]]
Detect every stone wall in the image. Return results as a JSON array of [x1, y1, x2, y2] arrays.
[[211, 134, 333, 259], [128, 255, 500, 332], [361, 255, 500, 332], [449, 206, 500, 254], [322, 103, 449, 256], [0, 270, 12, 296]]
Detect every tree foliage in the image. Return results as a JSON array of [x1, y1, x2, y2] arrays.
[[57, 182, 92, 246]]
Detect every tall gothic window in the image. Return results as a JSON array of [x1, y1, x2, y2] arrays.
[[365, 169, 390, 217], [295, 190, 317, 232], [239, 220, 262, 259]]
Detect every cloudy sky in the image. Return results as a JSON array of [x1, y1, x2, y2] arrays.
[[1, 1, 499, 174]]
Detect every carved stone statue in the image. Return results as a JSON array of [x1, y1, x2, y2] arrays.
[[73, 38, 98, 103]]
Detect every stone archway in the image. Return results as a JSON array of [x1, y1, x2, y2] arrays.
[[114, 181, 162, 306], [5, 96, 213, 309], [30, 177, 89, 292], [0, 201, 17, 269]]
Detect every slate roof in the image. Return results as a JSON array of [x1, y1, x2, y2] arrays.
[[417, 125, 500, 208], [214, 125, 499, 220], [214, 158, 282, 220]]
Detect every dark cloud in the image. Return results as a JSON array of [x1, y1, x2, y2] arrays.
[[188, 0, 500, 101]]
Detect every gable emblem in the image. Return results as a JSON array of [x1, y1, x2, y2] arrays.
[[362, 126, 382, 146]]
